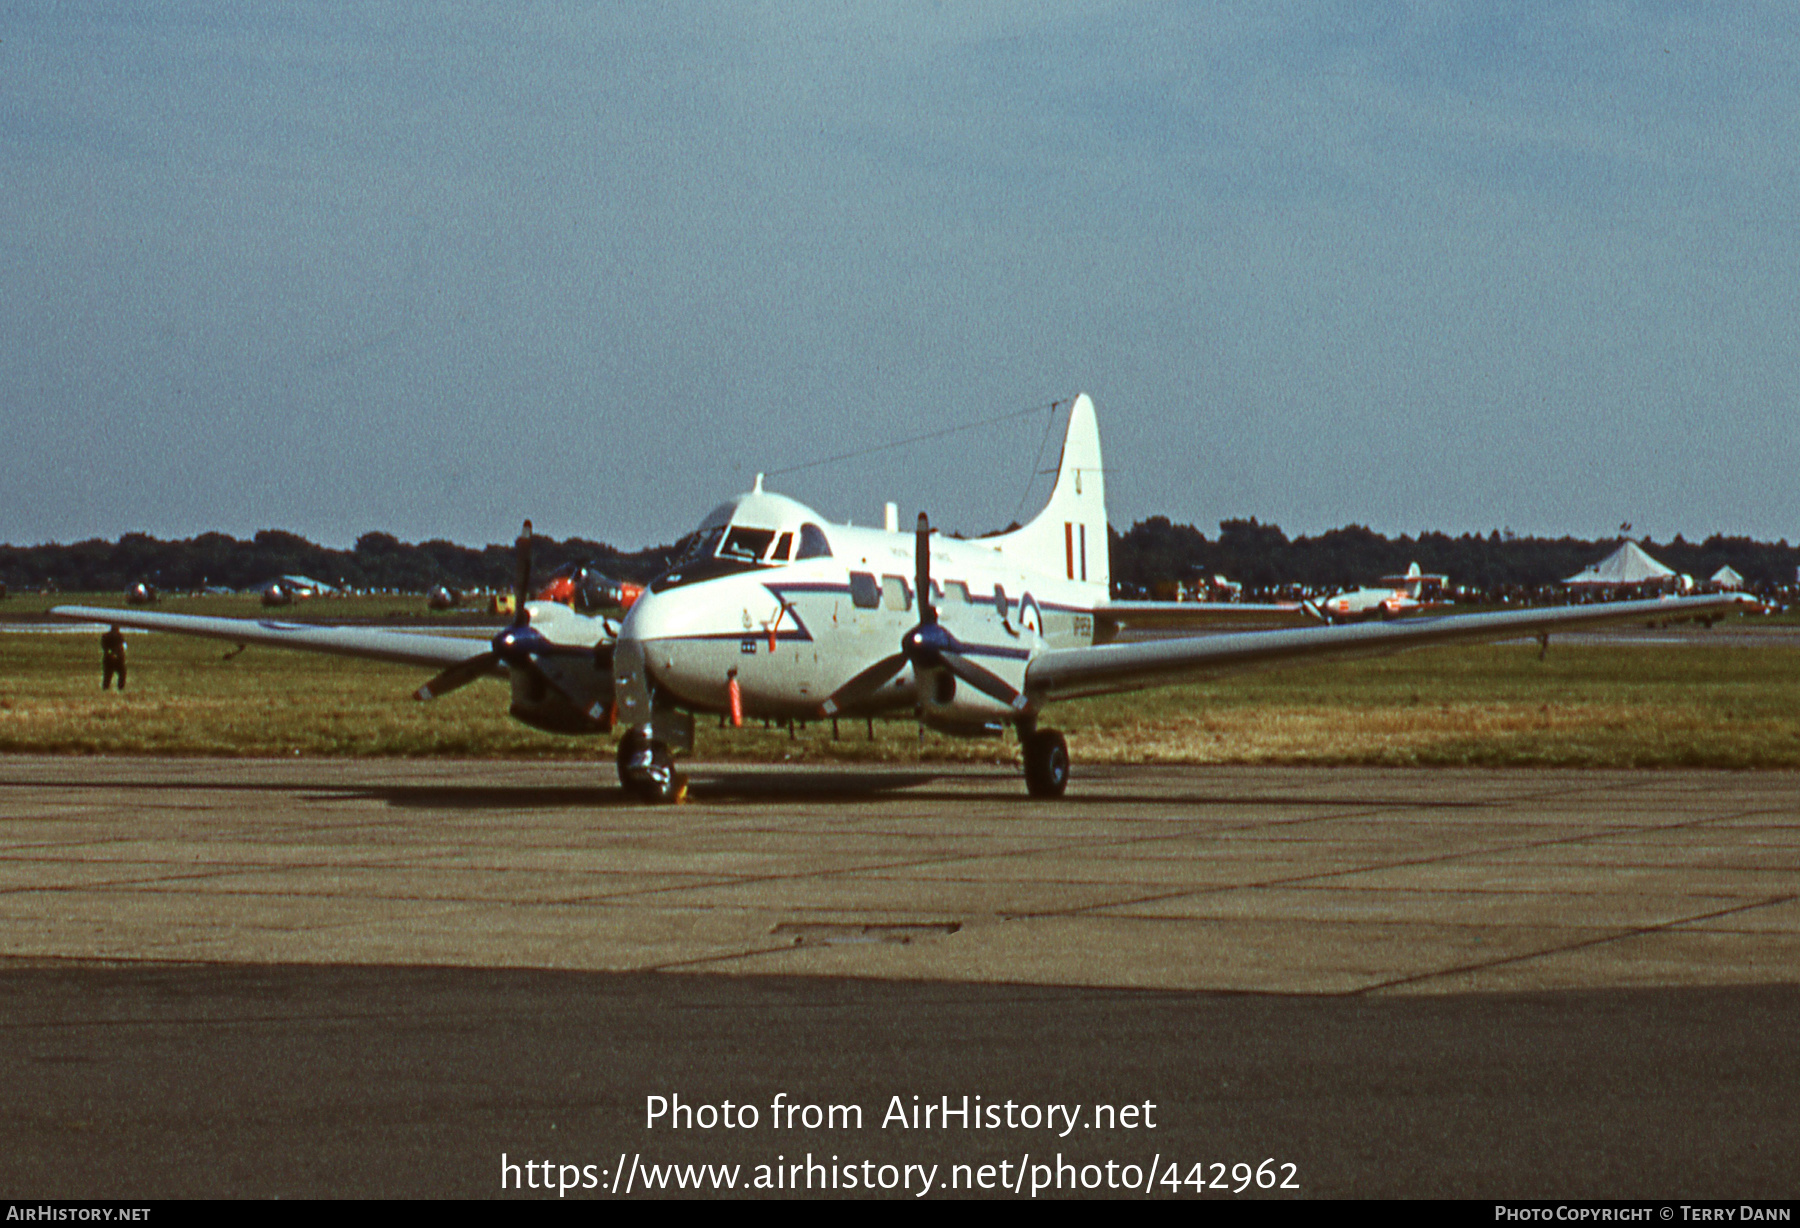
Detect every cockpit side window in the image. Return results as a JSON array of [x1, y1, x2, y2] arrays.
[[772, 532, 793, 562], [720, 527, 776, 562], [795, 523, 832, 560]]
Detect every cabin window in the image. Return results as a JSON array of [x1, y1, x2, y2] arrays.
[[945, 580, 970, 604], [772, 532, 793, 561], [881, 575, 911, 612], [720, 527, 776, 562], [795, 523, 833, 560], [849, 572, 881, 609]]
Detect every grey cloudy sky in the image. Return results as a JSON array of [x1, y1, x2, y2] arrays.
[[3, 2, 1795, 551]]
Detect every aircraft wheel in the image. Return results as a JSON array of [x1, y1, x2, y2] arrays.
[[1022, 729, 1070, 799], [617, 732, 682, 803]]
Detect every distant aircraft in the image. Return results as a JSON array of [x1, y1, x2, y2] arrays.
[[261, 574, 335, 608], [432, 561, 641, 616], [126, 582, 158, 606], [535, 562, 643, 615], [54, 394, 1759, 802], [1305, 563, 1450, 624]]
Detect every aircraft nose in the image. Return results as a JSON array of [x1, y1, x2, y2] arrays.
[[617, 583, 720, 675], [617, 582, 728, 715], [619, 583, 684, 644]]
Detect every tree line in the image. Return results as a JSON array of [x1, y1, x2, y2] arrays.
[[2, 519, 1795, 600], [1110, 517, 1799, 600], [0, 530, 678, 595]]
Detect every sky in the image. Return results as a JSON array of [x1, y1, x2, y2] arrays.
[[3, 2, 1796, 551]]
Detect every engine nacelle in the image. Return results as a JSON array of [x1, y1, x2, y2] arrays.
[[506, 653, 615, 735], [917, 708, 1008, 739]]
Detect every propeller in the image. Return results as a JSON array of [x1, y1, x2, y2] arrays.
[[818, 512, 1031, 718], [513, 518, 533, 618], [415, 520, 543, 701], [916, 511, 936, 627]]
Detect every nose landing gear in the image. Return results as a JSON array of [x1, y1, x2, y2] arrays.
[[617, 731, 684, 804]]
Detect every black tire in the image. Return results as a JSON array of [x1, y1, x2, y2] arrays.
[[1022, 729, 1070, 799], [617, 733, 680, 803]]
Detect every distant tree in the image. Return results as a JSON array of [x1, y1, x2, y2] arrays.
[[6, 519, 1797, 602]]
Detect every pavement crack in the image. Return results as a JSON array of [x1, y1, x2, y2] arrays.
[[1357, 892, 1800, 996]]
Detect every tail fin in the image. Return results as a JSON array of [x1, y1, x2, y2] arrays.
[[990, 393, 1108, 591]]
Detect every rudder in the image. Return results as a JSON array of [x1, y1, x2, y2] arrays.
[[991, 393, 1108, 592]]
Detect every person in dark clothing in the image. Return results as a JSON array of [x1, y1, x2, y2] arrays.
[[101, 625, 127, 691]]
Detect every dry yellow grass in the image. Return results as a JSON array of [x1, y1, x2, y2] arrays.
[[1066, 700, 1794, 768]]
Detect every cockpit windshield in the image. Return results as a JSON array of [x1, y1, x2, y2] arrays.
[[669, 525, 727, 570], [649, 497, 833, 593], [719, 527, 777, 562]]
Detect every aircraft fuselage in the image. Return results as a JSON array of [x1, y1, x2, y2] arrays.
[[621, 517, 1101, 733]]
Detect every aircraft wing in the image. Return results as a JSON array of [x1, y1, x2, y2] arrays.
[[49, 606, 490, 669], [1029, 593, 1761, 704], [1093, 600, 1311, 641]]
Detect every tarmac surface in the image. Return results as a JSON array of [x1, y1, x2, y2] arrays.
[[2, 757, 1796, 1199]]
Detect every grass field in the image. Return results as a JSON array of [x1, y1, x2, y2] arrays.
[[4, 621, 1796, 770], [0, 590, 497, 624]]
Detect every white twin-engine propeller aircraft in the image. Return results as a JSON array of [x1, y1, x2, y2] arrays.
[[1304, 562, 1452, 623], [54, 394, 1759, 802]]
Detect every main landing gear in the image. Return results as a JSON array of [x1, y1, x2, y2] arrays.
[[618, 721, 1069, 802], [617, 730, 684, 804], [1018, 720, 1070, 799]]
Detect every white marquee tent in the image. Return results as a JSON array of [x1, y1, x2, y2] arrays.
[[1563, 541, 1677, 588]]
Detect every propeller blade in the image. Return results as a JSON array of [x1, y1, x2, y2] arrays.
[[915, 512, 936, 626], [415, 652, 499, 701], [513, 519, 534, 625], [938, 649, 1030, 712], [819, 652, 909, 717]]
